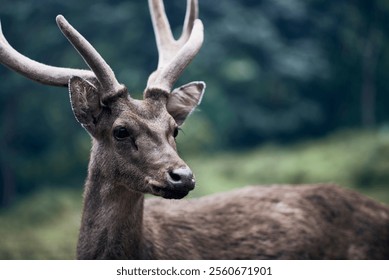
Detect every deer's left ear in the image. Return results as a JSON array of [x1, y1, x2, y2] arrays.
[[166, 81, 206, 126]]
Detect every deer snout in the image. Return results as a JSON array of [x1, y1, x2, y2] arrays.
[[148, 166, 195, 199], [167, 167, 195, 191]]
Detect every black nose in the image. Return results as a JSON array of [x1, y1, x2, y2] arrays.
[[167, 167, 195, 190]]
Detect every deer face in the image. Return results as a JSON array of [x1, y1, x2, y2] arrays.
[[0, 1, 204, 197], [69, 77, 205, 199]]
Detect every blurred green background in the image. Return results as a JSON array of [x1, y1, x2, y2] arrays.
[[1, 0, 389, 259]]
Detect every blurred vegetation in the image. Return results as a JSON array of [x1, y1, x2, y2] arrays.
[[189, 130, 389, 199], [0, 188, 81, 259], [1, 0, 389, 259], [1, 130, 389, 259]]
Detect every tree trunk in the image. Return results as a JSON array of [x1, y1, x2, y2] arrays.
[[0, 96, 17, 208], [360, 29, 382, 128]]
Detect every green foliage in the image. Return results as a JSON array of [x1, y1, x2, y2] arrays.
[[188, 130, 389, 203], [354, 131, 389, 188], [0, 188, 81, 259]]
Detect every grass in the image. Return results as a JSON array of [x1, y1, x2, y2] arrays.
[[0, 188, 81, 259], [0, 129, 388, 259]]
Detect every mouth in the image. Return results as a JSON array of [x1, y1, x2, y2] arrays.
[[151, 185, 190, 199], [146, 177, 194, 199]]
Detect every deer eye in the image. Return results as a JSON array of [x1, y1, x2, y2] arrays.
[[113, 126, 130, 140]]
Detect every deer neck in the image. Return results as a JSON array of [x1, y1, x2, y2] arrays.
[[77, 144, 145, 260]]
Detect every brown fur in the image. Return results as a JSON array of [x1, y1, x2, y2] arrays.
[[78, 170, 389, 259], [143, 185, 389, 259]]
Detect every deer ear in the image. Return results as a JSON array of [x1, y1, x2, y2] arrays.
[[68, 76, 102, 135], [166, 81, 206, 126]]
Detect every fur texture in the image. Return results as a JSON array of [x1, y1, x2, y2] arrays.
[[142, 184, 389, 259], [78, 161, 389, 260]]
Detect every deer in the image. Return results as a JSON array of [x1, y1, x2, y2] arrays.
[[1, 0, 389, 260]]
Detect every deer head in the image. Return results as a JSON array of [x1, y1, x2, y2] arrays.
[[0, 0, 205, 199]]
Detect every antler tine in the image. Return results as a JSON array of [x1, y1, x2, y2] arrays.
[[152, 20, 203, 93], [146, 0, 204, 95], [0, 20, 9, 46], [148, 0, 175, 54], [56, 15, 124, 94], [0, 19, 95, 87], [179, 0, 199, 43]]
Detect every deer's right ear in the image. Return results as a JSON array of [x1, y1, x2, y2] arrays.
[[69, 76, 102, 135]]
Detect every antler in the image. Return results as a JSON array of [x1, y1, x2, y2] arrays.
[[56, 15, 123, 94], [0, 19, 95, 86], [0, 16, 123, 95], [146, 0, 204, 94]]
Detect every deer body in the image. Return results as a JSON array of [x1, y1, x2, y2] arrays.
[[78, 169, 389, 259], [1, 0, 389, 260], [143, 185, 388, 259]]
